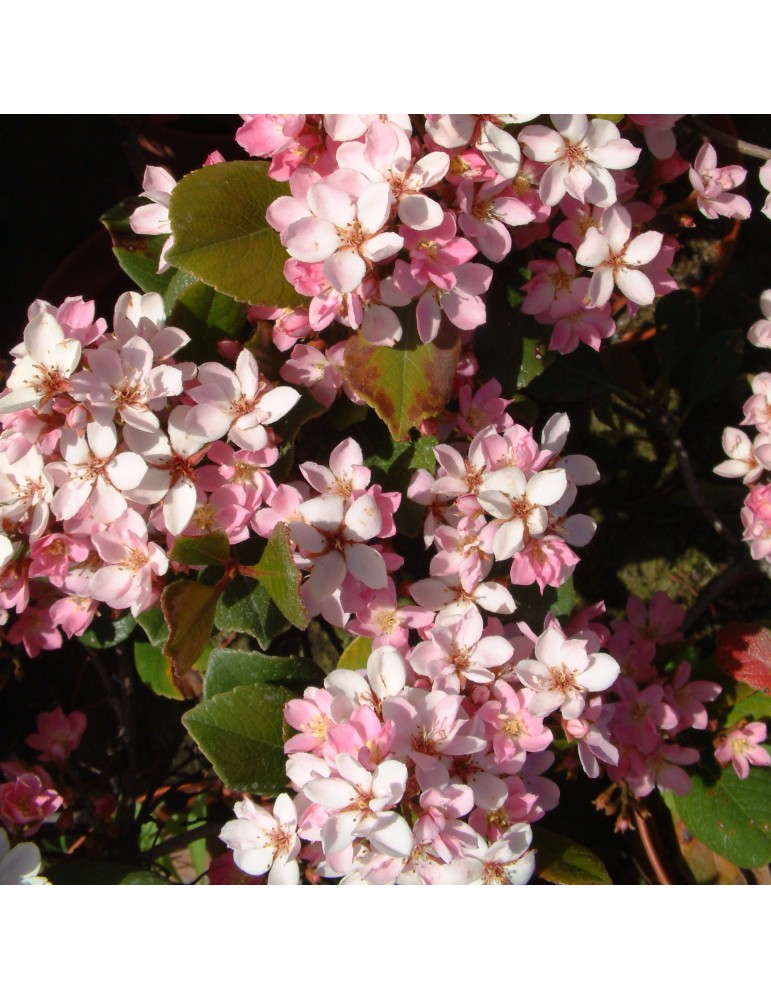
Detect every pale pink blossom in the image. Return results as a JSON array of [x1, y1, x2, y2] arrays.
[[220, 794, 300, 884], [519, 115, 640, 207], [576, 205, 663, 307], [26, 707, 87, 765], [715, 722, 771, 779], [689, 143, 751, 221]]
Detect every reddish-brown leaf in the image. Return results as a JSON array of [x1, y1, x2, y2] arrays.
[[716, 623, 771, 693], [343, 310, 460, 442]]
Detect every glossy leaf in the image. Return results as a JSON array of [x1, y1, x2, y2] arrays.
[[162, 579, 221, 676], [134, 641, 188, 701], [204, 647, 320, 699], [79, 611, 136, 649], [170, 531, 231, 567], [100, 200, 175, 297], [676, 764, 771, 868], [215, 574, 290, 651], [533, 828, 612, 884], [182, 681, 294, 795], [136, 606, 169, 647], [474, 275, 547, 395], [169, 280, 248, 365], [344, 309, 461, 442], [360, 418, 437, 537], [166, 160, 305, 307], [337, 636, 373, 672], [249, 523, 309, 630]]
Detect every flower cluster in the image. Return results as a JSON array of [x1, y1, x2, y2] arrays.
[[230, 114, 686, 368], [715, 288, 771, 563], [0, 292, 300, 654], [223, 622, 620, 884]]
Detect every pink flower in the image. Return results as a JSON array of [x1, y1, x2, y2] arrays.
[[26, 707, 86, 765], [715, 722, 771, 779], [519, 115, 640, 207], [689, 143, 751, 221], [576, 205, 663, 307], [0, 763, 62, 837], [220, 794, 300, 883], [517, 625, 620, 719]]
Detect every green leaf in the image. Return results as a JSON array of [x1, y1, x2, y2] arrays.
[[360, 418, 437, 537], [676, 763, 771, 868], [162, 268, 198, 313], [725, 690, 771, 728], [249, 523, 309, 630], [344, 309, 461, 442], [79, 611, 136, 649], [533, 828, 612, 884], [654, 290, 700, 381], [101, 200, 175, 296], [48, 861, 171, 885], [337, 635, 373, 671], [136, 606, 169, 647], [474, 272, 548, 395], [170, 531, 231, 567], [166, 160, 305, 307], [511, 577, 577, 629], [162, 579, 221, 675], [169, 281, 248, 365], [204, 647, 319, 698], [182, 681, 293, 795], [215, 573, 290, 651], [685, 327, 744, 414], [134, 641, 190, 700]]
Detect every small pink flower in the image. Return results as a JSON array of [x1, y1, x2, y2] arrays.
[[26, 707, 87, 765], [0, 763, 62, 837], [715, 722, 771, 779]]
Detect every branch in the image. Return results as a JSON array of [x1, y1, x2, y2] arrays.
[[687, 116, 771, 162]]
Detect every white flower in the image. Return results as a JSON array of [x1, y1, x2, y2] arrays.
[[220, 794, 300, 884], [0, 830, 48, 885]]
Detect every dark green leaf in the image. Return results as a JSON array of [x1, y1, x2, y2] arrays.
[[215, 574, 290, 651], [169, 281, 248, 365], [170, 531, 231, 567], [204, 647, 320, 699], [79, 611, 136, 649], [250, 523, 309, 630], [136, 606, 169, 647], [474, 273, 548, 395], [100, 200, 175, 296], [183, 681, 293, 795], [162, 268, 198, 313], [166, 160, 305, 307], [511, 577, 577, 629], [676, 763, 771, 868], [344, 310, 461, 442], [162, 579, 220, 675], [360, 419, 437, 537], [534, 828, 612, 884]]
